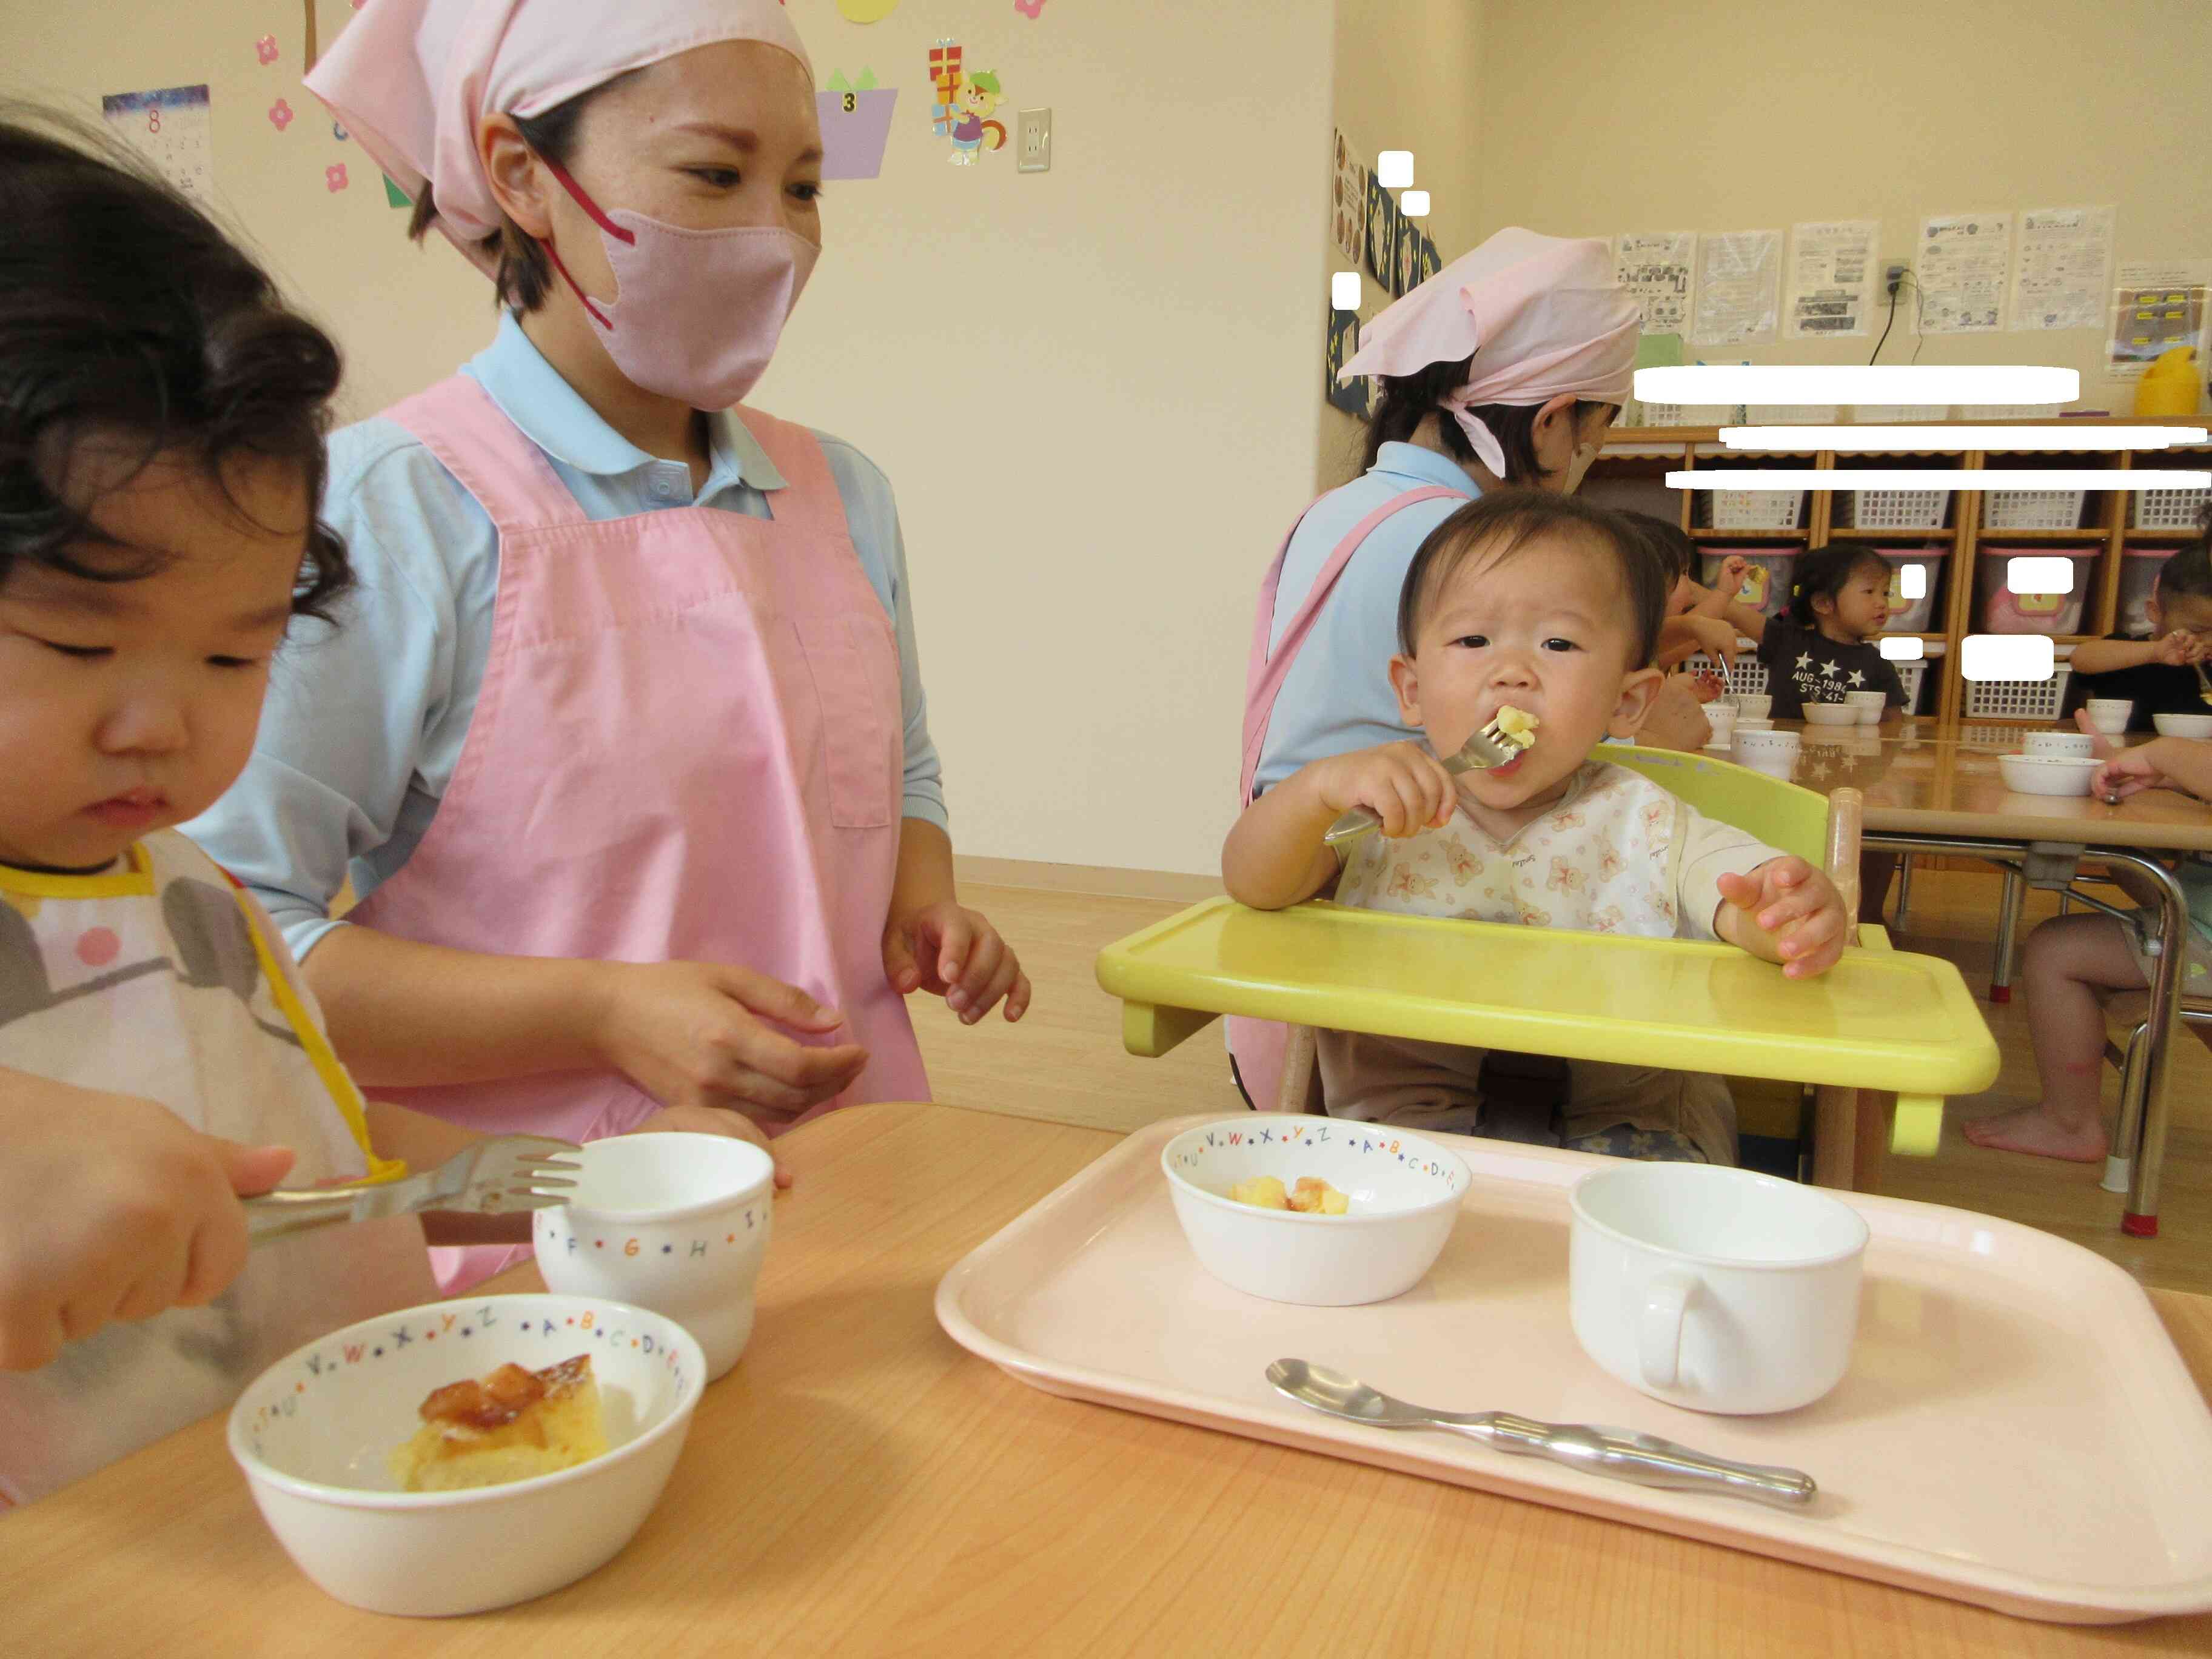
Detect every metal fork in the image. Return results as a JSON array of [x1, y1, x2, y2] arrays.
[[244, 1134, 580, 1245], [1322, 714, 1535, 847]]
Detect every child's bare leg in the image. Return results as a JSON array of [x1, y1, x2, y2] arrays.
[[1963, 914, 2142, 1161]]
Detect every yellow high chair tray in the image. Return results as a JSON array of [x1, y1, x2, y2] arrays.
[[1097, 897, 1999, 1134]]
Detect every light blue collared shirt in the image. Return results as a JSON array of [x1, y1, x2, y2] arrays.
[[186, 313, 945, 962], [1252, 443, 1478, 794]]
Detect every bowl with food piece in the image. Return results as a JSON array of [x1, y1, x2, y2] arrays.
[[1159, 1116, 1469, 1305], [1996, 754, 2100, 797], [228, 1294, 704, 1617], [1803, 703, 1857, 726], [2153, 712, 2212, 740]]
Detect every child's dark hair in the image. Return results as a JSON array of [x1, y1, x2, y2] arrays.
[[406, 73, 638, 312], [2153, 503, 2212, 607], [0, 106, 350, 622], [1398, 491, 1667, 668], [1361, 354, 1613, 486], [1786, 543, 1889, 631], [1616, 510, 1698, 585]]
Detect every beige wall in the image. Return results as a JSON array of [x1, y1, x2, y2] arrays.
[[4, 0, 1334, 879], [1478, 0, 2212, 411], [1318, 0, 1486, 489]]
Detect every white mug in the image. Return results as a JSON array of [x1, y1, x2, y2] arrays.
[[1702, 705, 1737, 746], [2024, 730, 2096, 758], [534, 1133, 774, 1381], [2086, 698, 2133, 736], [1845, 690, 1886, 726], [1730, 693, 1773, 720], [1569, 1163, 1869, 1415]]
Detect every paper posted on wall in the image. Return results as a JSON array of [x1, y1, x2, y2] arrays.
[[2108, 260, 2210, 380], [1614, 232, 1696, 337], [101, 85, 215, 207], [1783, 221, 1877, 340], [1693, 231, 1780, 346], [1915, 212, 2011, 334], [2011, 206, 2115, 332]]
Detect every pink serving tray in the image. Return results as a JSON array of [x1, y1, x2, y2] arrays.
[[935, 1116, 2212, 1624]]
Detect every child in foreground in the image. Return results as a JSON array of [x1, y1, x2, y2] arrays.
[[1222, 492, 1850, 1164], [1966, 713, 2212, 1161], [0, 110, 759, 1504]]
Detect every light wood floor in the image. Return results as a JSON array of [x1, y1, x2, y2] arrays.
[[919, 869, 2212, 1297]]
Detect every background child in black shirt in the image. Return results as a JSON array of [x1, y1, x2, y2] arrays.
[[2061, 521, 2212, 732]]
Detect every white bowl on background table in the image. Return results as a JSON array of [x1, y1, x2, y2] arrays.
[[2153, 713, 2212, 740], [1997, 754, 2100, 797], [2023, 731, 2096, 759], [1846, 690, 1888, 725], [1729, 693, 1772, 720], [227, 1294, 705, 1617], [2086, 699, 2133, 736], [1803, 703, 1857, 727], [1160, 1116, 1469, 1305]]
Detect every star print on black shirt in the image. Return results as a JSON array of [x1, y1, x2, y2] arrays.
[[1754, 618, 1910, 719]]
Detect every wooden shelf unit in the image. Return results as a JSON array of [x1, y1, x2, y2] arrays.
[[1595, 418, 2210, 732]]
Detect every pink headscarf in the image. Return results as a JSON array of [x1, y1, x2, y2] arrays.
[[1339, 227, 1639, 477], [307, 0, 813, 278]]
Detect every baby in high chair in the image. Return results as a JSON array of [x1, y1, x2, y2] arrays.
[[1222, 491, 1851, 1164]]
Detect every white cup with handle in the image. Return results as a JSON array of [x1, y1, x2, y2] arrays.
[[1569, 1162, 1869, 1415]]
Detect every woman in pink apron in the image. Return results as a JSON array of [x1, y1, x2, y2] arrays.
[[187, 0, 1028, 1290], [1235, 229, 1717, 1113]]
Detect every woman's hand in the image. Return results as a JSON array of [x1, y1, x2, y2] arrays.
[[590, 961, 868, 1130], [1715, 857, 1849, 979], [1311, 742, 1456, 839], [884, 902, 1031, 1024], [0, 1076, 296, 1370]]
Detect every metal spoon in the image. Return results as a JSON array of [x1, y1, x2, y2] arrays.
[[2192, 658, 2212, 707], [1266, 1359, 1817, 1508], [1321, 714, 1534, 847]]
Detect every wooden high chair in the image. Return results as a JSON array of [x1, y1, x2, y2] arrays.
[[1097, 746, 2000, 1192]]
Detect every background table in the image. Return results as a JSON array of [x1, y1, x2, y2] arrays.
[[8, 1104, 2212, 1657], [1767, 721, 2212, 1233]]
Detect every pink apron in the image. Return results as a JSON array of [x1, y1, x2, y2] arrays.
[[1230, 486, 1463, 1113], [354, 377, 930, 1290]]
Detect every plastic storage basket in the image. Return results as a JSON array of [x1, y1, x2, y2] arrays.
[[2119, 545, 2174, 637], [2132, 488, 2210, 531], [1976, 546, 2097, 635], [1840, 488, 1949, 531], [1708, 489, 1806, 531], [1983, 490, 2086, 531], [1698, 548, 1799, 618], [1876, 546, 1949, 632], [1894, 657, 1929, 714], [1963, 665, 2071, 722]]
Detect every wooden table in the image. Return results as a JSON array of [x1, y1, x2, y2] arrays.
[[11, 1103, 2212, 1657], [1772, 720, 2212, 1233]]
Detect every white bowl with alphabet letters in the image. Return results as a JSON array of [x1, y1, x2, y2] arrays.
[[534, 1133, 774, 1381]]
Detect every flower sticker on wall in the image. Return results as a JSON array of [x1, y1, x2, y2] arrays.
[[255, 35, 279, 65], [324, 163, 349, 193], [1014, 0, 1046, 17], [268, 99, 294, 133]]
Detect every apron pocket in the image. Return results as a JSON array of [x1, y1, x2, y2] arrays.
[[793, 615, 900, 830]]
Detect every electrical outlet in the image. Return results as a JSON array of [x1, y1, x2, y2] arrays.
[[1885, 260, 1909, 294], [1017, 107, 1051, 173]]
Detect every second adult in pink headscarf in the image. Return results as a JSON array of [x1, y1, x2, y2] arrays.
[[1339, 226, 1640, 478]]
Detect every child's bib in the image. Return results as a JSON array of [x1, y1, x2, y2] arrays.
[[0, 831, 435, 1505], [1336, 762, 1689, 938]]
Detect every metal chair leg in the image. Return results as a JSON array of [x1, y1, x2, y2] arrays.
[[1989, 867, 2025, 1004], [1892, 854, 1913, 928], [2103, 1019, 2152, 1196]]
